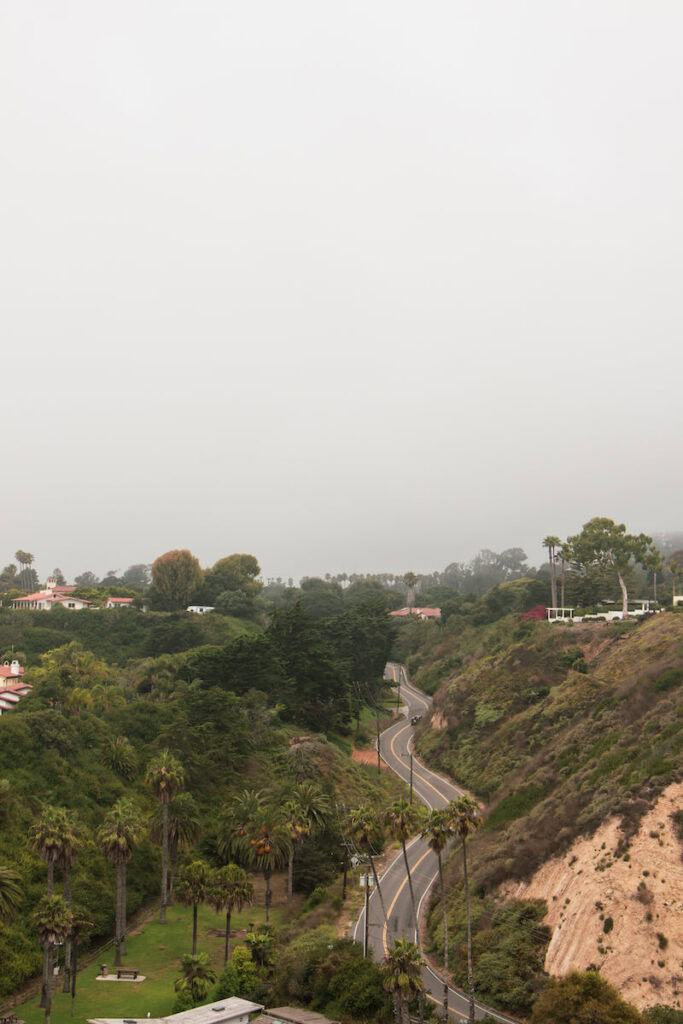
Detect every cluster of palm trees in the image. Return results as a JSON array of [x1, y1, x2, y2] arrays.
[[346, 793, 480, 1024], [216, 783, 331, 922]]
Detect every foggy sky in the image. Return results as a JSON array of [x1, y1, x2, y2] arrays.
[[2, 1, 682, 584]]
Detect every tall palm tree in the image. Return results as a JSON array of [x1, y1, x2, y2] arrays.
[[448, 796, 480, 1024], [216, 790, 264, 865], [237, 805, 292, 924], [30, 807, 76, 1005], [0, 864, 22, 921], [542, 536, 560, 609], [558, 542, 570, 608], [29, 806, 65, 897], [384, 799, 425, 942], [175, 860, 211, 955], [145, 750, 184, 922], [421, 809, 454, 1021], [150, 792, 202, 902], [402, 572, 419, 609], [208, 864, 254, 965], [68, 907, 92, 1017], [379, 938, 425, 1024], [282, 782, 331, 899], [97, 798, 143, 965], [56, 811, 82, 993], [346, 805, 388, 924], [174, 952, 216, 1006], [33, 895, 72, 1024]]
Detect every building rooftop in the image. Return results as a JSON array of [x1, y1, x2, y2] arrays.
[[253, 1010, 340, 1024], [89, 997, 264, 1024]]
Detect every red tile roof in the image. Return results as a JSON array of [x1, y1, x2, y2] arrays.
[[0, 665, 24, 678], [106, 597, 133, 604]]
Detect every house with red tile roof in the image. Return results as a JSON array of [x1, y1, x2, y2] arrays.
[[104, 597, 134, 608], [0, 662, 32, 714], [389, 606, 441, 621], [11, 577, 92, 610]]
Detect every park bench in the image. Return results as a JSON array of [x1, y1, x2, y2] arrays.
[[116, 968, 139, 980]]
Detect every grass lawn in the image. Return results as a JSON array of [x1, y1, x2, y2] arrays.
[[21, 899, 280, 1024]]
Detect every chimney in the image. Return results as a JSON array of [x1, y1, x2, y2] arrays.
[[46, 576, 56, 592], [10, 660, 21, 675]]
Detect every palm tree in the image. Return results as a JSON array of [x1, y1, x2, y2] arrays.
[[67, 907, 92, 1017], [97, 798, 143, 965], [150, 792, 201, 902], [29, 806, 65, 897], [237, 805, 292, 924], [33, 895, 72, 1024], [402, 572, 419, 608], [145, 750, 184, 922], [103, 736, 138, 781], [380, 938, 425, 1024], [448, 796, 480, 1024], [346, 805, 388, 924], [0, 864, 22, 921], [15, 550, 34, 593], [542, 536, 560, 608], [56, 811, 82, 993], [385, 800, 425, 939], [558, 542, 570, 608], [421, 809, 454, 1021], [175, 860, 211, 955], [30, 807, 76, 1005], [208, 864, 254, 965], [174, 952, 216, 1006], [282, 782, 331, 899]]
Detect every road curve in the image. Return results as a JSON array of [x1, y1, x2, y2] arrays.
[[352, 664, 518, 1023]]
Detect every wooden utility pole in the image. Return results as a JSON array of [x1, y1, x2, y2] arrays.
[[363, 867, 370, 958]]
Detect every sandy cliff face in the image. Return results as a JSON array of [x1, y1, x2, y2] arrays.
[[499, 781, 683, 1010]]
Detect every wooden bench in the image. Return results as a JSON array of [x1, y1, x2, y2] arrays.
[[116, 969, 139, 980]]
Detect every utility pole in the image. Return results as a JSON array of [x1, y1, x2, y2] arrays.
[[409, 753, 413, 804], [376, 708, 381, 776], [363, 865, 370, 958]]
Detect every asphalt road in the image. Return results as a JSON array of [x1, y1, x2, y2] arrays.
[[352, 663, 517, 1023]]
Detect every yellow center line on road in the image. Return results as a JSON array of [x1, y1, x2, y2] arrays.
[[389, 725, 452, 805]]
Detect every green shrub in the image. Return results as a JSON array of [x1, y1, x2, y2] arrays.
[[657, 932, 668, 950], [603, 916, 613, 933], [214, 946, 261, 1001], [652, 668, 683, 693], [486, 785, 545, 830]]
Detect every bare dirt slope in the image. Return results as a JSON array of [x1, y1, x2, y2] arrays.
[[499, 781, 683, 1010]]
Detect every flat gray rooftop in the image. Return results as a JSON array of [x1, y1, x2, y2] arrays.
[[89, 997, 263, 1024]]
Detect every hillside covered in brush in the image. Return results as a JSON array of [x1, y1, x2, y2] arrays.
[[408, 612, 682, 1014]]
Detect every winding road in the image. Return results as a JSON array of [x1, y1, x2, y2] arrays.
[[351, 664, 517, 1023]]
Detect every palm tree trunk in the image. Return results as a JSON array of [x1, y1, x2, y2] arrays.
[[224, 909, 232, 965], [192, 902, 198, 954], [368, 854, 388, 925], [264, 869, 272, 924], [560, 558, 566, 608], [70, 936, 78, 1017], [62, 864, 72, 992], [47, 860, 54, 898], [392, 991, 402, 1024], [438, 851, 449, 1022], [618, 571, 629, 620], [115, 863, 123, 966], [45, 943, 53, 1024], [169, 838, 178, 903], [401, 840, 419, 942], [121, 863, 127, 955], [548, 547, 557, 608], [287, 852, 294, 900], [40, 941, 49, 1009], [160, 801, 169, 923], [463, 838, 475, 1023]]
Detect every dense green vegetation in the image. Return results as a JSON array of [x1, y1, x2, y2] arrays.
[[0, 598, 399, 1003]]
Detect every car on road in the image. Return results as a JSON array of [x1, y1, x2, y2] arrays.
[[410, 714, 422, 726]]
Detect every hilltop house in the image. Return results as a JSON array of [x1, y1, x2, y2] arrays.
[[104, 597, 134, 608], [389, 606, 441, 621], [0, 661, 32, 715], [11, 577, 92, 610]]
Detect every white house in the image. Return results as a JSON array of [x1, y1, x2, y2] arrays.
[[89, 997, 264, 1024], [11, 577, 92, 610], [0, 662, 32, 715], [104, 597, 134, 608], [187, 605, 215, 615]]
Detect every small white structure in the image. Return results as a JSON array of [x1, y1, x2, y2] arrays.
[[674, 595, 683, 608], [546, 607, 574, 622], [105, 597, 134, 608], [90, 997, 263, 1024], [186, 605, 214, 615]]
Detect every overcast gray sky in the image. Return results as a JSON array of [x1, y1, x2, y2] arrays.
[[2, 1, 682, 583]]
